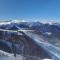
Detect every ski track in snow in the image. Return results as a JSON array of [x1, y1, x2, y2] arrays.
[[24, 31, 60, 60]]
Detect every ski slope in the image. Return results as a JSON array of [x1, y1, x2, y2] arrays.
[[0, 50, 23, 60], [24, 31, 60, 60]]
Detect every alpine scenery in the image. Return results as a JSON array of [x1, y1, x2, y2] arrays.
[[0, 0, 60, 60]]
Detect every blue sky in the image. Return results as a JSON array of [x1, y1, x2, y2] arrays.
[[0, 0, 60, 22]]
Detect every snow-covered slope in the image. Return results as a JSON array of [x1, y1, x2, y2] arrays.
[[0, 50, 23, 60]]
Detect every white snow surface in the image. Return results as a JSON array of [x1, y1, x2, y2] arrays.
[[0, 50, 23, 60]]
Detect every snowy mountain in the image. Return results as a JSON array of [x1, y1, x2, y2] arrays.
[[0, 20, 60, 60], [0, 20, 60, 37]]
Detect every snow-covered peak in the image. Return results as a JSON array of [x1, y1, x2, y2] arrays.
[[40, 21, 60, 25], [40, 22, 54, 25], [11, 20, 27, 23], [0, 22, 11, 25]]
